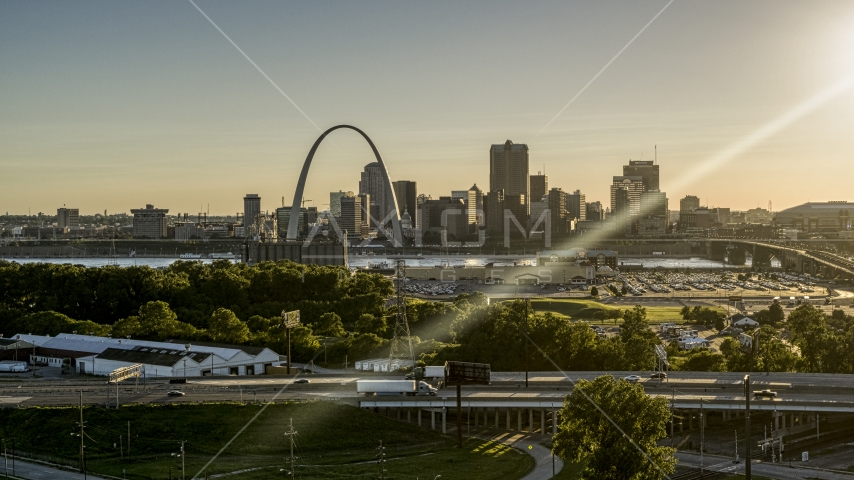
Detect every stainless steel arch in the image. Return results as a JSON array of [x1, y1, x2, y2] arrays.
[[287, 125, 402, 245]]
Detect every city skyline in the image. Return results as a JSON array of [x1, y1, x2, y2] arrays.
[[2, 1, 854, 214]]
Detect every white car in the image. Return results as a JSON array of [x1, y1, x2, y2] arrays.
[[623, 375, 641, 383]]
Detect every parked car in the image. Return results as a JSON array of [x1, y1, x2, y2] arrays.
[[167, 390, 185, 397], [623, 375, 641, 383]]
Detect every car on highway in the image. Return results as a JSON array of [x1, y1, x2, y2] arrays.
[[753, 389, 777, 398], [650, 372, 667, 379], [294, 378, 310, 384], [623, 375, 641, 383], [167, 390, 185, 396]]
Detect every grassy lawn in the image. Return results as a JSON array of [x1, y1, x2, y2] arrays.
[[0, 401, 534, 480], [530, 299, 699, 323]]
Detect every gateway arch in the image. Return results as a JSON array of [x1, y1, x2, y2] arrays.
[[286, 125, 403, 246]]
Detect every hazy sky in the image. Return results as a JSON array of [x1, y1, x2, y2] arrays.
[[2, 0, 854, 216]]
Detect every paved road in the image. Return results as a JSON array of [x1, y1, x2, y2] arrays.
[[9, 459, 107, 480], [676, 451, 854, 480], [485, 432, 563, 480]]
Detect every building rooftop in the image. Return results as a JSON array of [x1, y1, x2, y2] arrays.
[[97, 346, 211, 367]]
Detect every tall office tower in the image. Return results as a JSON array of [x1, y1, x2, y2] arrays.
[[586, 201, 605, 221], [548, 188, 567, 234], [329, 190, 355, 218], [359, 162, 388, 222], [339, 195, 363, 240], [529, 174, 548, 202], [357, 193, 372, 231], [680, 195, 700, 213], [392, 181, 417, 227], [421, 197, 467, 239], [490, 140, 530, 214], [504, 194, 527, 237], [565, 190, 586, 221], [610, 176, 645, 216], [130, 204, 169, 238], [276, 206, 307, 238], [57, 208, 79, 229], [613, 188, 634, 234], [243, 194, 261, 229], [484, 189, 505, 234], [639, 190, 669, 235], [415, 194, 432, 233], [623, 160, 659, 191], [466, 184, 483, 231], [640, 191, 669, 217]]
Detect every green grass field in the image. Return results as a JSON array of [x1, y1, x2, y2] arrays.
[[0, 402, 534, 480], [529, 299, 700, 323]]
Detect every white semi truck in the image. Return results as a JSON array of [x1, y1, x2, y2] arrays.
[[356, 380, 438, 396], [404, 366, 445, 380]]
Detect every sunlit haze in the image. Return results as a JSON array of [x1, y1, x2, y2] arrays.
[[2, 0, 854, 214]]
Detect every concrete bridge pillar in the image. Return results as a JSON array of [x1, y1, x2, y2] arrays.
[[495, 408, 500, 428], [418, 409, 422, 427], [540, 410, 546, 434], [431, 410, 436, 430], [518, 409, 522, 432], [442, 408, 447, 434], [473, 407, 478, 427], [407, 409, 411, 423], [528, 409, 534, 433], [689, 410, 693, 430], [506, 409, 511, 430]]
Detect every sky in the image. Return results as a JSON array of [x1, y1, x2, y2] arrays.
[[2, 0, 854, 216]]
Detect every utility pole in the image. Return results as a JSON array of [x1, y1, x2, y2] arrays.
[[744, 374, 751, 479], [180, 441, 185, 480], [284, 418, 297, 480], [376, 440, 386, 480], [78, 390, 86, 478], [525, 298, 530, 388], [700, 398, 706, 472]]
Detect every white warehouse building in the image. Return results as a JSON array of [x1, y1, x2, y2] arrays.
[[13, 334, 283, 377]]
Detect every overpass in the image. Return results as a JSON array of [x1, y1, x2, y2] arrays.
[[357, 371, 854, 442], [671, 238, 854, 277]]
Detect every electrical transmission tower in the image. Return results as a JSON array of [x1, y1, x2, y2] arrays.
[[387, 260, 414, 370]]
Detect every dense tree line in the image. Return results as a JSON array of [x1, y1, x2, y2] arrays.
[[0, 260, 393, 362]]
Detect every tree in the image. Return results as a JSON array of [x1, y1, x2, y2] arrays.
[[355, 314, 387, 336], [787, 305, 830, 372], [208, 308, 250, 344], [590, 286, 599, 297], [136, 301, 197, 341], [679, 350, 726, 372], [315, 312, 346, 337], [714, 316, 726, 332], [620, 306, 650, 341], [621, 285, 628, 295], [553, 375, 676, 479]]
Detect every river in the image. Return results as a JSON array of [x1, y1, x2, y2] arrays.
[[0, 255, 744, 269]]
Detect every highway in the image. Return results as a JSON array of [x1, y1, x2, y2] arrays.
[[4, 370, 854, 413]]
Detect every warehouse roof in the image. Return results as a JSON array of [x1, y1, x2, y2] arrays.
[[97, 346, 211, 367]]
